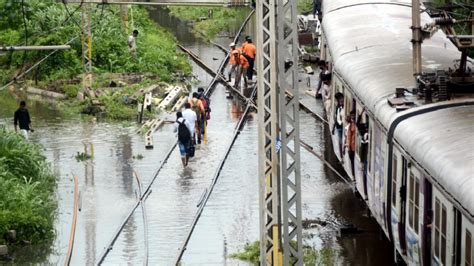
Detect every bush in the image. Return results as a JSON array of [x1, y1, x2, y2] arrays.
[[0, 129, 56, 245], [0, 1, 191, 85], [168, 7, 250, 40]]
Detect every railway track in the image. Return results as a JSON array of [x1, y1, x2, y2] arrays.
[[94, 9, 255, 265]]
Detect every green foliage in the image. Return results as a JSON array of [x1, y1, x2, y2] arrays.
[[297, 0, 314, 14], [229, 241, 260, 263], [74, 152, 92, 162], [0, 1, 191, 85], [168, 7, 250, 40], [0, 129, 56, 245], [230, 241, 337, 265], [62, 84, 81, 99]]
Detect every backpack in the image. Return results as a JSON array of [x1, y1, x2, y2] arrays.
[[200, 95, 211, 119], [177, 119, 191, 144], [191, 99, 202, 122]]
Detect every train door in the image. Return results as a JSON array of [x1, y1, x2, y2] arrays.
[[432, 190, 454, 265], [390, 150, 402, 253], [330, 77, 344, 162], [461, 215, 473, 266], [354, 104, 366, 198], [405, 166, 423, 264], [422, 178, 432, 266], [399, 156, 408, 254], [342, 94, 355, 180]]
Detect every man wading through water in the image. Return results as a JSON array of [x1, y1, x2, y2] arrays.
[[14, 101, 33, 140], [174, 112, 193, 167]]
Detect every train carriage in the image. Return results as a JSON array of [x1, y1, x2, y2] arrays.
[[319, 0, 474, 264]]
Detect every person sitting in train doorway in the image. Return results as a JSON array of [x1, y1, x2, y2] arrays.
[[357, 108, 369, 176], [344, 111, 357, 176], [332, 93, 344, 156], [315, 60, 330, 99]]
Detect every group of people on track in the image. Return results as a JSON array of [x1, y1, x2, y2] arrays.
[[173, 87, 211, 167], [226, 36, 256, 90]]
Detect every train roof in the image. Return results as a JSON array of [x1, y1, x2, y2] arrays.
[[395, 105, 474, 217], [322, 1, 474, 217]]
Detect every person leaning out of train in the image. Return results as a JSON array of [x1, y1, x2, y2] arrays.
[[344, 111, 357, 176]]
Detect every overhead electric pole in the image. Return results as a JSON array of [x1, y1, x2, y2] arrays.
[[81, 3, 93, 89], [412, 0, 422, 78], [257, 0, 303, 264]]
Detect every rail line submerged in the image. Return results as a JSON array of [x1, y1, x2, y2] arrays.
[[94, 9, 255, 265]]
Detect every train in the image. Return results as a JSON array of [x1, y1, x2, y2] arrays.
[[318, 0, 474, 265]]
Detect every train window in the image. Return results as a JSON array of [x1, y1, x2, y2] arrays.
[[392, 155, 397, 207], [466, 229, 472, 266], [408, 172, 420, 233], [434, 197, 448, 265]]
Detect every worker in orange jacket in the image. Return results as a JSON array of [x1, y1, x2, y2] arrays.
[[235, 50, 249, 90], [227, 43, 240, 82], [241, 36, 256, 82]]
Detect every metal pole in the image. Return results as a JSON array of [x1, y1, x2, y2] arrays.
[[0, 45, 71, 51], [276, 0, 303, 263], [81, 3, 93, 89], [412, 0, 422, 78], [257, 0, 281, 263]]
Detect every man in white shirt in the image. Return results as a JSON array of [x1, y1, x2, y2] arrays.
[[128, 30, 138, 56], [182, 102, 197, 140]]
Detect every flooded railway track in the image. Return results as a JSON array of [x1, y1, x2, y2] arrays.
[[94, 10, 255, 265]]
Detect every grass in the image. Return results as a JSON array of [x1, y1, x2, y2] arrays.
[[168, 7, 250, 40], [0, 129, 56, 246], [230, 241, 338, 265], [74, 152, 92, 162]]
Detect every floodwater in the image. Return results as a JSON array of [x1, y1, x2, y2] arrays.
[[0, 6, 394, 266]]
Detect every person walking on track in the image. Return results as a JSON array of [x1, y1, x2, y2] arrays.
[[14, 100, 33, 140], [227, 43, 240, 82], [235, 51, 249, 90], [188, 92, 205, 144], [241, 36, 256, 82], [173, 112, 193, 167], [182, 102, 197, 143]]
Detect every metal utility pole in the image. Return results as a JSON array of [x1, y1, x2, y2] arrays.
[[81, 3, 93, 89], [257, 0, 303, 264], [412, 0, 422, 78], [0, 45, 71, 51]]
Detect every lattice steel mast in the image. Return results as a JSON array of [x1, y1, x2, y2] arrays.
[[257, 0, 303, 263]]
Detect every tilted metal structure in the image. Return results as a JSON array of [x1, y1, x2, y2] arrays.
[[257, 0, 303, 264]]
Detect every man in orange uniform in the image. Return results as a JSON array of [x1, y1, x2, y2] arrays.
[[241, 36, 256, 82], [227, 43, 240, 82], [235, 51, 249, 90], [189, 92, 205, 144]]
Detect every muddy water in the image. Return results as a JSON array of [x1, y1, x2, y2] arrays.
[[0, 6, 393, 266]]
